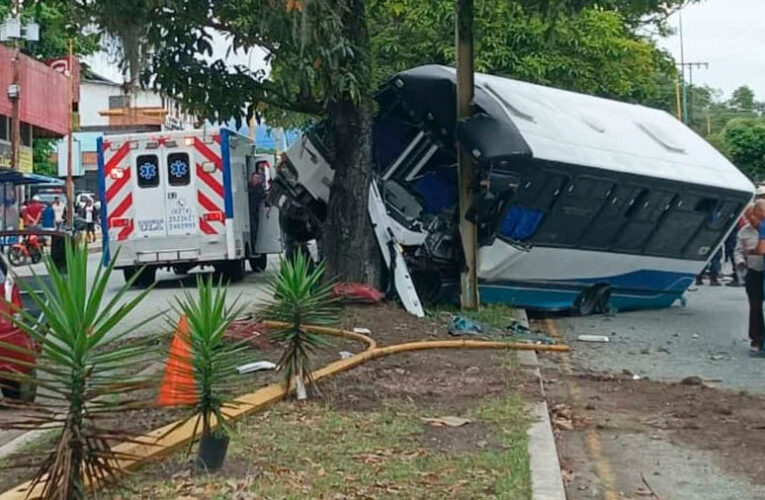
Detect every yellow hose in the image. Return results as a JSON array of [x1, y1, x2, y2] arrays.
[[0, 323, 569, 500]]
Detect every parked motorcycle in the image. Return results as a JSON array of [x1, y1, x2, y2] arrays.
[[7, 235, 44, 267]]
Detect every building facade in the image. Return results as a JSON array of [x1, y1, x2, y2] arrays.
[[0, 44, 72, 172]]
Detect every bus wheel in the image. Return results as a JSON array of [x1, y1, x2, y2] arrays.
[[249, 255, 267, 273], [575, 284, 611, 316]]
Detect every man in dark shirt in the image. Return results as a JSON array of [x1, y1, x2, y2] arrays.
[[249, 170, 267, 247]]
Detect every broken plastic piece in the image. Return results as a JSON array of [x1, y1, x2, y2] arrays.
[[236, 361, 277, 374], [339, 351, 353, 359]]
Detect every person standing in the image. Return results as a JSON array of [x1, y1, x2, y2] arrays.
[[248, 169, 267, 245], [23, 196, 44, 230], [83, 199, 96, 244], [52, 196, 65, 230], [42, 202, 55, 231], [735, 204, 764, 351]]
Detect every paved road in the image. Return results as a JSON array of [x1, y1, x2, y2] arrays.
[[13, 252, 277, 340], [546, 279, 765, 500], [554, 281, 760, 393]]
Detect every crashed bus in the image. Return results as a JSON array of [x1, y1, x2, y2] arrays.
[[273, 65, 754, 315]]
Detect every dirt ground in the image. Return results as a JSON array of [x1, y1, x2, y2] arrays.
[[0, 303, 539, 497], [117, 302, 536, 499], [537, 316, 765, 500]]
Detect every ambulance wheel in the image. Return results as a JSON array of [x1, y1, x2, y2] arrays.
[[172, 264, 192, 275], [220, 259, 245, 283], [249, 255, 267, 273], [124, 266, 156, 288]]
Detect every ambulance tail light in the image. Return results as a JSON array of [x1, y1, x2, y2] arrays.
[[201, 162, 216, 173], [109, 168, 125, 180], [110, 217, 130, 228], [203, 211, 224, 222], [184, 137, 195, 146], [146, 141, 158, 149], [164, 140, 178, 148]]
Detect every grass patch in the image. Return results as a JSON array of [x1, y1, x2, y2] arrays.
[[122, 354, 531, 500]]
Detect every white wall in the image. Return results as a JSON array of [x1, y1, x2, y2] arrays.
[[79, 81, 196, 130]]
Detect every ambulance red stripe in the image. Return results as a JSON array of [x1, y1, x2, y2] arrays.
[[193, 138, 222, 169], [199, 217, 217, 235], [196, 164, 225, 198], [108, 193, 133, 228], [197, 190, 222, 213], [105, 167, 132, 202], [117, 220, 134, 240], [104, 142, 131, 175]]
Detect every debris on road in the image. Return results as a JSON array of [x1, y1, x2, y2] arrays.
[[331, 283, 384, 304], [339, 351, 354, 359], [680, 376, 703, 386], [422, 416, 472, 428], [577, 335, 610, 343]]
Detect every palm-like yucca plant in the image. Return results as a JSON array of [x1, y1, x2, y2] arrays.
[[0, 242, 161, 500], [171, 275, 249, 470], [263, 252, 337, 400]]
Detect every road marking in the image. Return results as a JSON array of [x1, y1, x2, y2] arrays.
[[544, 318, 619, 500]]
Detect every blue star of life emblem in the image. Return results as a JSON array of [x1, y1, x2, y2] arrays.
[[139, 162, 157, 180], [169, 160, 188, 178]]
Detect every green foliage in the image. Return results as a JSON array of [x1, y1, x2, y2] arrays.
[[32, 138, 57, 177], [0, 0, 99, 59], [0, 242, 160, 500], [716, 118, 765, 181], [263, 252, 337, 393], [78, 0, 692, 126], [371, 2, 676, 104], [172, 275, 249, 436]]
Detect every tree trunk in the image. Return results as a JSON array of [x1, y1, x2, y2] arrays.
[[322, 0, 382, 286]]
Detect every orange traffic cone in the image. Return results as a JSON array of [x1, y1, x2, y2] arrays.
[[157, 316, 198, 407]]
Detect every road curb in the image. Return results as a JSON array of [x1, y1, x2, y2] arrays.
[[515, 309, 567, 500]]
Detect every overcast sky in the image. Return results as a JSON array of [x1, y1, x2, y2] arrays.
[[658, 0, 765, 100]]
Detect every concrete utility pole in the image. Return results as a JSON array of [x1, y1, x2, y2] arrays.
[[66, 38, 75, 229], [678, 61, 709, 124], [456, 0, 478, 310], [9, 0, 21, 172]]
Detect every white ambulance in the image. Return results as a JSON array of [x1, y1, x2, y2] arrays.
[[97, 128, 282, 286]]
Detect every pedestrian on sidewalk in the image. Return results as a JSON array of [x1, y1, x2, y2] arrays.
[[52, 196, 65, 230], [83, 199, 96, 244], [735, 204, 764, 351]]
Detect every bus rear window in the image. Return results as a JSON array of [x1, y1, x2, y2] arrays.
[[136, 155, 160, 188]]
